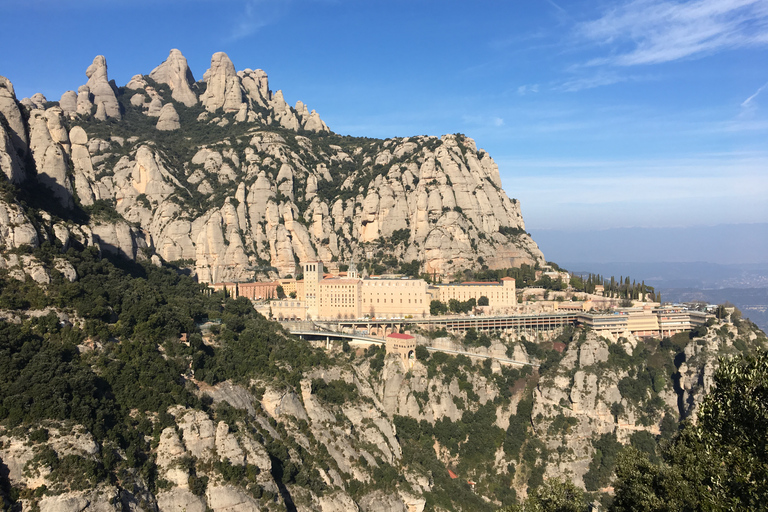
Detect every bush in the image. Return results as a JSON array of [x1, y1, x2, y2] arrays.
[[311, 379, 358, 405], [583, 432, 622, 491]]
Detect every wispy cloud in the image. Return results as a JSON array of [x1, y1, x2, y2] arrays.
[[517, 84, 540, 95], [462, 114, 506, 129], [227, 0, 288, 42], [556, 71, 638, 92], [742, 81, 768, 107], [578, 0, 768, 66], [543, 0, 567, 15]]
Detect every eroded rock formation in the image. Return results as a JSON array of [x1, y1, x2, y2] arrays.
[[0, 50, 543, 282]]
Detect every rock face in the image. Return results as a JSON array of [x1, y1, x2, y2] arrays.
[[83, 55, 121, 120], [201, 52, 244, 113], [0, 51, 544, 281], [0, 76, 28, 148], [149, 48, 198, 107], [0, 315, 763, 511], [156, 103, 181, 131], [28, 108, 74, 208], [0, 75, 28, 182], [0, 198, 39, 249]]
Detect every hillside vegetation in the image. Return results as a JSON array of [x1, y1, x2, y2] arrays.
[[1, 50, 767, 512], [0, 237, 765, 511]]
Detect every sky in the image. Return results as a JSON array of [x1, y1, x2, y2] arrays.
[[0, 0, 767, 235]]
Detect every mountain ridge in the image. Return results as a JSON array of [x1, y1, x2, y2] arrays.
[[0, 49, 544, 282]]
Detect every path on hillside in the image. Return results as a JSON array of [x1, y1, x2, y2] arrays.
[[289, 329, 538, 368]]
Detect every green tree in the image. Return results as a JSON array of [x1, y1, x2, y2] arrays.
[[501, 478, 587, 512], [611, 351, 768, 511], [478, 295, 489, 306], [430, 300, 448, 316]]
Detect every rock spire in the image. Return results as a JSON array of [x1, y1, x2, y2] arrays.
[[83, 55, 121, 120], [149, 49, 198, 107]]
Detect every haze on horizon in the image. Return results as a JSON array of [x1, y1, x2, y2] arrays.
[[1, 0, 766, 239]]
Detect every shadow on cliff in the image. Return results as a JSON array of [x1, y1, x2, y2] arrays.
[[0, 458, 21, 512], [269, 454, 297, 512]]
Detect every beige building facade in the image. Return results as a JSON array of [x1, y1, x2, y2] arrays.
[[361, 278, 430, 319], [229, 260, 519, 321], [434, 277, 517, 313]]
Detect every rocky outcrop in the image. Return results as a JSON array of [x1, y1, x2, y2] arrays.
[[68, 125, 98, 205], [0, 54, 543, 280], [0, 118, 25, 183], [83, 55, 120, 120], [0, 75, 29, 155], [201, 52, 244, 113], [156, 103, 181, 131], [28, 109, 74, 208], [59, 90, 78, 117], [149, 48, 198, 107], [22, 93, 47, 110], [0, 76, 28, 183]]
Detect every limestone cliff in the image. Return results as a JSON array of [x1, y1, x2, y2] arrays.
[[2, 315, 762, 511], [0, 50, 544, 281]]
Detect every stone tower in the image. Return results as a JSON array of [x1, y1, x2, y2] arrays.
[[304, 260, 323, 319]]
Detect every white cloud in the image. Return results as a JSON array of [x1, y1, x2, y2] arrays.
[[578, 0, 768, 66], [517, 84, 540, 95], [556, 71, 634, 92], [742, 81, 768, 107], [227, 0, 287, 41]]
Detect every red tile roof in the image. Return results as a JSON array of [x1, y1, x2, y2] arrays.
[[448, 469, 458, 479], [387, 333, 415, 340]]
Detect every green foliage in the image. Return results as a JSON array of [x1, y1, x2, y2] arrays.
[[629, 431, 659, 463], [399, 259, 421, 278], [430, 300, 448, 316], [448, 297, 476, 314], [390, 229, 410, 245], [502, 478, 588, 512], [415, 345, 430, 361], [583, 433, 622, 492], [0, 318, 118, 438], [548, 414, 578, 436], [520, 328, 574, 374], [367, 345, 385, 372], [85, 199, 124, 223], [505, 393, 533, 459], [499, 226, 527, 238], [310, 378, 358, 405], [611, 351, 768, 510]]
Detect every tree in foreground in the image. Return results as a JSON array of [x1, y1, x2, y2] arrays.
[[611, 351, 768, 511], [500, 479, 587, 512]]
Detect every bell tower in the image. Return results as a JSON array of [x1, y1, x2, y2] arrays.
[[304, 260, 323, 318]]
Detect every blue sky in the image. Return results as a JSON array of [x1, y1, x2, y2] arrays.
[[1, 0, 767, 231]]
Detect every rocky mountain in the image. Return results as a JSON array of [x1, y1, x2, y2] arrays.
[[0, 244, 764, 511], [0, 49, 543, 282], [3, 49, 764, 512]]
